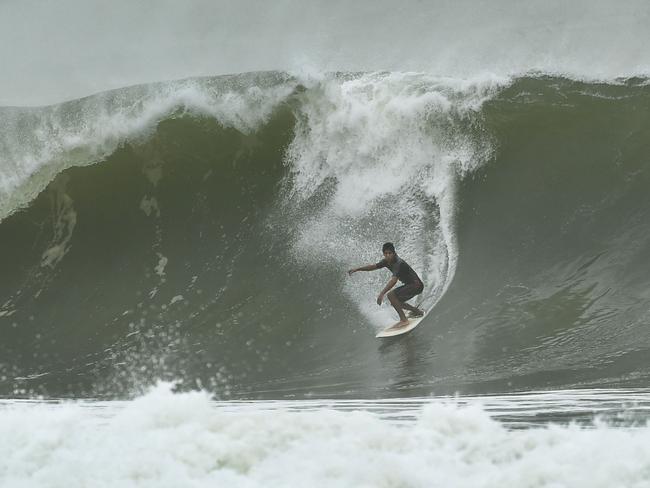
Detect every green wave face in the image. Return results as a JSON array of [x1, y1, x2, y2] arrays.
[[1, 74, 650, 398]]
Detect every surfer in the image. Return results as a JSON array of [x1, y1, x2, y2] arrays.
[[348, 242, 424, 327]]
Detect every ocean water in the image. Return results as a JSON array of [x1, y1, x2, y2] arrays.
[[2, 1, 650, 486]]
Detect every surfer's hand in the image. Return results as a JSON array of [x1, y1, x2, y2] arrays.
[[347, 269, 356, 276], [376, 293, 384, 305]]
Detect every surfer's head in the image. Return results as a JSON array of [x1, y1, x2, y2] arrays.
[[382, 242, 396, 262]]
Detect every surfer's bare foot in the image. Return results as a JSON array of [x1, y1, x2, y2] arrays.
[[387, 319, 410, 330], [408, 309, 424, 318]]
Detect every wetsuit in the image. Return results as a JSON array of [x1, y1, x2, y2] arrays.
[[375, 255, 424, 303]]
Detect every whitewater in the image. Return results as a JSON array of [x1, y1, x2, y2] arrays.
[[3, 384, 650, 487], [3, 0, 650, 486]]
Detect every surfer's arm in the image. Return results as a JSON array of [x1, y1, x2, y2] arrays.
[[380, 276, 398, 295], [347, 263, 378, 275], [377, 276, 398, 305]]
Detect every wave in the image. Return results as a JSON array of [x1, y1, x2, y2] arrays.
[[1, 72, 650, 398]]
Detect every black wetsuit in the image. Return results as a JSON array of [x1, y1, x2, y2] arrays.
[[376, 255, 424, 302]]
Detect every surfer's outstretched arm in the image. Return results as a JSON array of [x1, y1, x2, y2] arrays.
[[347, 264, 378, 275]]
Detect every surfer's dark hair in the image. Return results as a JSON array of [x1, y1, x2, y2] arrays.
[[382, 242, 395, 253]]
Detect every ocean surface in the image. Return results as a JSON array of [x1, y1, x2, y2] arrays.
[[2, 0, 650, 486]]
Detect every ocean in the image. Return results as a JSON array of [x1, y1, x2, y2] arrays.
[[2, 1, 650, 486]]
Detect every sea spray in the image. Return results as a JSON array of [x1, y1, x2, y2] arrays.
[[284, 72, 501, 326]]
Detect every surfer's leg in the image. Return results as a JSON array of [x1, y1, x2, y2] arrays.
[[402, 302, 424, 317], [394, 283, 424, 317], [387, 290, 408, 325]]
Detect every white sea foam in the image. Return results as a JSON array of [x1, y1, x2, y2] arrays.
[[1, 384, 650, 487]]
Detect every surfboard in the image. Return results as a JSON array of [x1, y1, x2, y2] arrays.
[[375, 311, 428, 338]]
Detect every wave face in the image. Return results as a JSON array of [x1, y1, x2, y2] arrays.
[[1, 72, 650, 398]]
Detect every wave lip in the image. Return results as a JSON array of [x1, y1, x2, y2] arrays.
[[0, 72, 298, 222]]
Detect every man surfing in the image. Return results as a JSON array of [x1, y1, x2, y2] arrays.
[[348, 242, 424, 328]]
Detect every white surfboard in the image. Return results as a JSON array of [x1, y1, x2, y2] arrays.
[[375, 311, 429, 338]]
